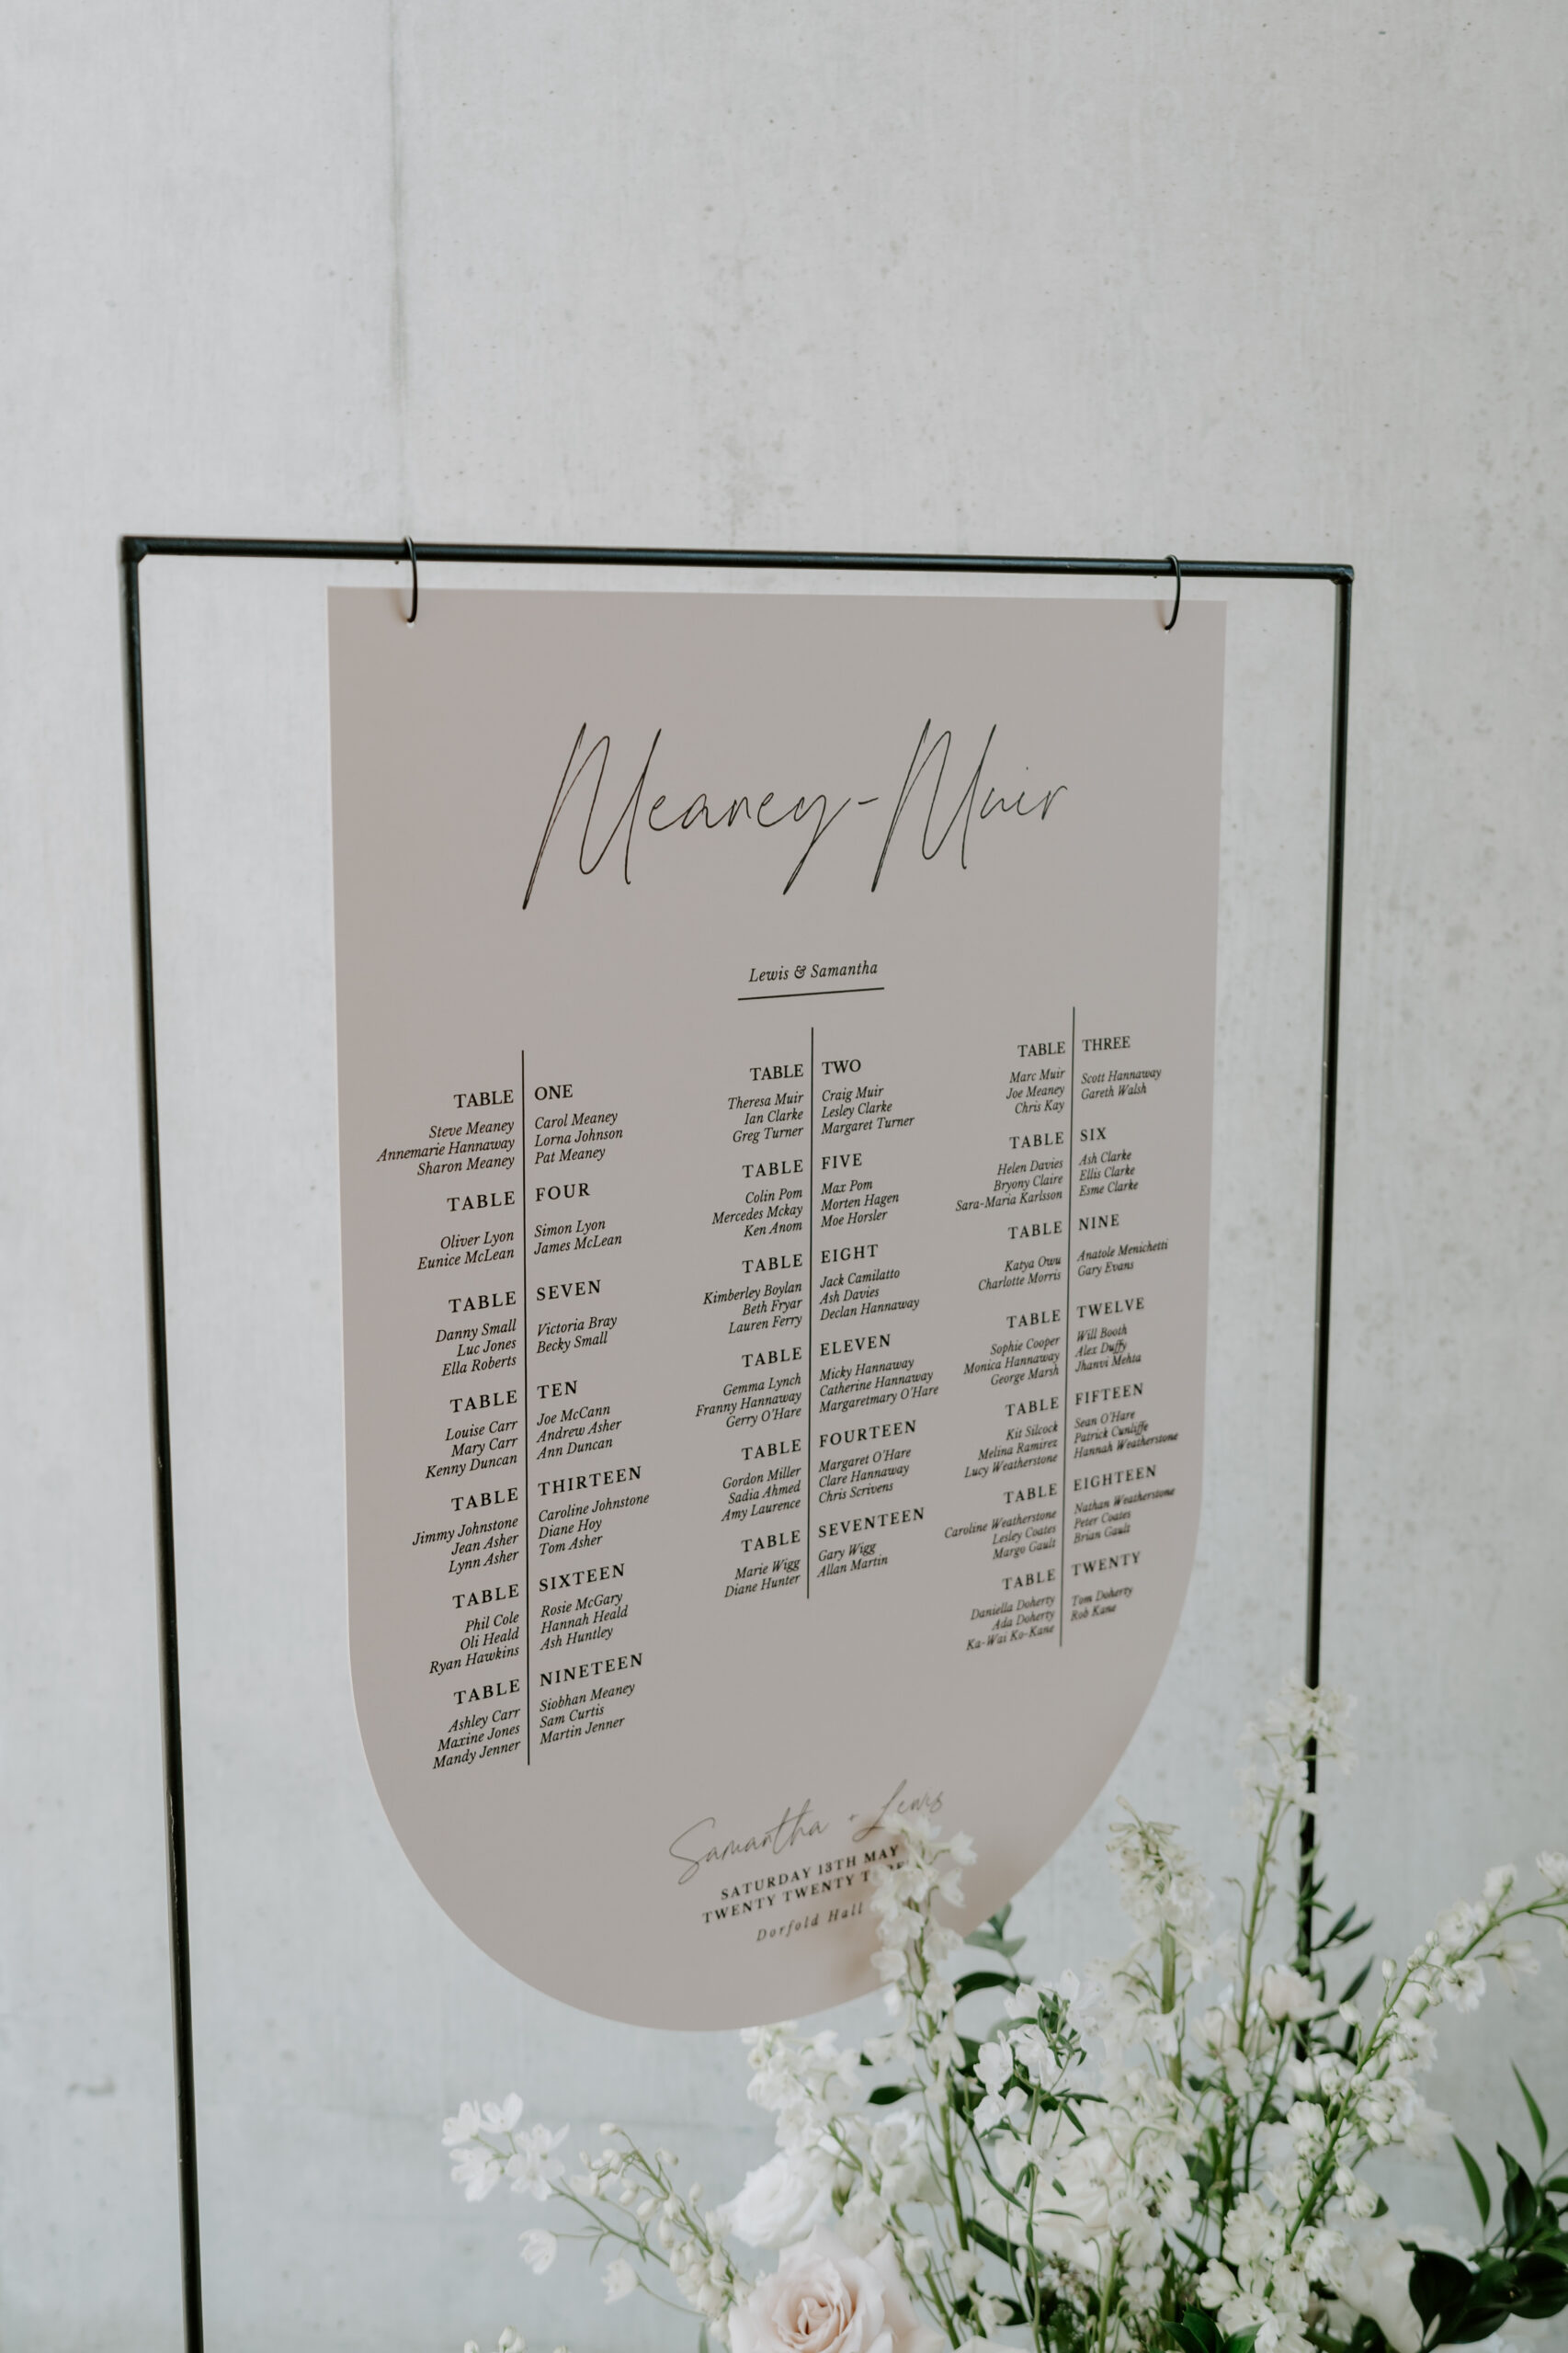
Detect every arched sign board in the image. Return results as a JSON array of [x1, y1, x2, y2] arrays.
[[328, 586, 1225, 2028]]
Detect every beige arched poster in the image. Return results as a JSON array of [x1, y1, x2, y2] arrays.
[[329, 584, 1225, 2027]]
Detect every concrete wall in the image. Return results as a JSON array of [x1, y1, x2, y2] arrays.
[[3, 6, 1564, 2347]]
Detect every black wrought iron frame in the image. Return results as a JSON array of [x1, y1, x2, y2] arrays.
[[119, 535, 1353, 2351]]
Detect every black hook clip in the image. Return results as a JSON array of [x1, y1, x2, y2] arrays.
[[397, 536, 419, 625], [1162, 553, 1181, 631]]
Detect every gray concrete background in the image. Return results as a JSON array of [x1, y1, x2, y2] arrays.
[[2, 6, 1564, 2347]]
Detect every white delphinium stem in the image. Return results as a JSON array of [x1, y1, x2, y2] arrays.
[[441, 2107, 748, 2340], [1192, 1694, 1568, 2353], [742, 1815, 982, 2343], [1274, 1870, 1559, 2245]]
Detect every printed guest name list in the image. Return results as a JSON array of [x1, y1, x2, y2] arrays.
[[330, 585, 1225, 2029]]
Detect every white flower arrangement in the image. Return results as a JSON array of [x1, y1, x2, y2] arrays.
[[447, 1683, 1568, 2353]]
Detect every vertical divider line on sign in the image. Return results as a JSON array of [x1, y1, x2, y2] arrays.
[[807, 1025, 815, 1598], [521, 1048, 532, 1765], [1059, 1007, 1077, 1646]]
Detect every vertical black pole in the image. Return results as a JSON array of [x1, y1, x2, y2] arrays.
[[1299, 571, 1353, 1966], [121, 539, 206, 2353]]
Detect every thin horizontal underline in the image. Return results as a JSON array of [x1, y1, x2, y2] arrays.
[[737, 985, 887, 1001]]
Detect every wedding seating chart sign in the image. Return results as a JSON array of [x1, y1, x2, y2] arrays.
[[329, 585, 1225, 2026]]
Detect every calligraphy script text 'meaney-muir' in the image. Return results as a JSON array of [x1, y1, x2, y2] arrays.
[[521, 721, 1070, 904]]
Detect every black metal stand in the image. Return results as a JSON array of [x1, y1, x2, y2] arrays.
[[120, 536, 1352, 2353]]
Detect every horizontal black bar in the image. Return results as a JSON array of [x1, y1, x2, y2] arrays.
[[122, 534, 1351, 585]]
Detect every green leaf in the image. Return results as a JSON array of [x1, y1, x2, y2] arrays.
[[1341, 1959, 1374, 2005], [1500, 2146, 1540, 2245], [1163, 2309, 1221, 2353], [1513, 2064, 1551, 2160], [1437, 2250, 1568, 2337], [1162, 2311, 1259, 2353], [952, 1970, 1020, 2002], [866, 2084, 912, 2107], [1442, 2311, 1516, 2345], [1404, 2245, 1474, 2333], [1453, 2136, 1492, 2232], [964, 2218, 1020, 2266], [965, 1904, 1025, 1959], [1508, 2266, 1568, 2323], [1516, 2246, 1568, 2282]]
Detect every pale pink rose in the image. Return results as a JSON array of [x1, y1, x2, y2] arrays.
[[731, 2229, 946, 2353]]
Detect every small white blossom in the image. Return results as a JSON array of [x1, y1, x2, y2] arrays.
[[835, 2186, 892, 2254], [506, 2125, 570, 2200], [1491, 1938, 1539, 1992], [974, 2040, 1012, 2094], [974, 2082, 1028, 2134], [1440, 1956, 1487, 2010], [519, 2230, 557, 2275], [1260, 1966, 1321, 2025], [602, 2257, 638, 2304]]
